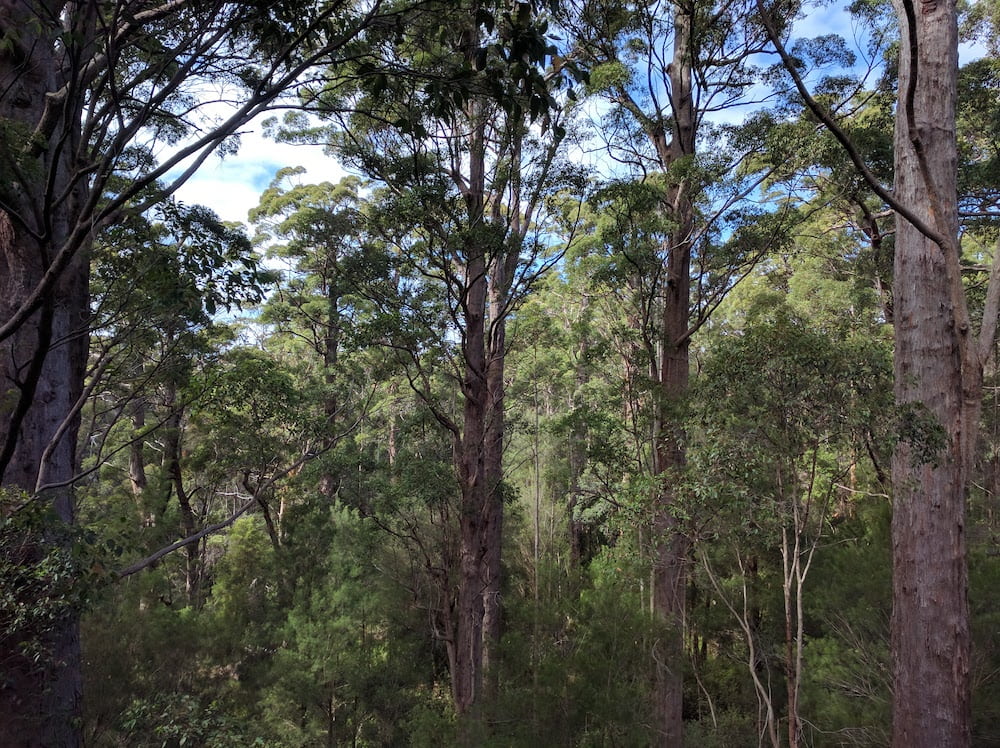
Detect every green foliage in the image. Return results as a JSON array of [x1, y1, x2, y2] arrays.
[[797, 506, 892, 745], [490, 556, 657, 747], [94, 199, 267, 331], [684, 710, 758, 747], [958, 56, 1000, 222], [586, 60, 631, 93], [117, 693, 263, 748], [691, 300, 892, 496], [970, 544, 1000, 744], [53, 2, 1000, 745], [1, 491, 111, 674]]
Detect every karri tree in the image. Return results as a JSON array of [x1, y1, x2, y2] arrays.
[[0, 0, 417, 742], [249, 170, 385, 498], [272, 0, 584, 728], [758, 0, 998, 743], [565, 0, 792, 740], [89, 200, 266, 604]]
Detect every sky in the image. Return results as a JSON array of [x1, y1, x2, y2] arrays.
[[172, 122, 347, 226], [172, 4, 985, 229]]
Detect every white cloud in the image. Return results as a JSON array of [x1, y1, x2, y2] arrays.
[[170, 118, 347, 225]]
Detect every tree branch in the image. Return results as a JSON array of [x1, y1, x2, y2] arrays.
[[116, 393, 373, 578], [754, 0, 953, 254], [117, 494, 256, 578]]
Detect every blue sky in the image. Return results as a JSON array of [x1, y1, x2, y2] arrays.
[[172, 120, 346, 225], [173, 4, 984, 227]]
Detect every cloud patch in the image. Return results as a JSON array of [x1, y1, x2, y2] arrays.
[[170, 120, 347, 225]]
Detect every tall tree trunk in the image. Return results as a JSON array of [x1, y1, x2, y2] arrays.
[[453, 242, 490, 722], [451, 222, 509, 738], [452, 84, 491, 715], [568, 307, 590, 564], [0, 230, 88, 748], [482, 246, 513, 698], [0, 229, 89, 748], [650, 5, 695, 745], [780, 524, 802, 748], [450, 19, 510, 724], [889, 1, 971, 745], [129, 400, 147, 497], [0, 4, 89, 741], [319, 276, 341, 498]]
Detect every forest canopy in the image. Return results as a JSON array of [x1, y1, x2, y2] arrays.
[[0, 0, 997, 746]]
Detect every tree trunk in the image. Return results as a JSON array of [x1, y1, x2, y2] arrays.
[[889, 0, 971, 744], [0, 234, 88, 747], [780, 524, 801, 748], [0, 3, 89, 740], [453, 319, 491, 736], [650, 5, 695, 745], [568, 309, 590, 564], [451, 242, 509, 739], [450, 26, 510, 724], [481, 329, 503, 692], [319, 274, 341, 498], [162, 389, 202, 607], [129, 399, 149, 505], [452, 200, 491, 723]]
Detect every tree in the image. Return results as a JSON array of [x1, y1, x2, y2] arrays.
[[564, 1, 793, 739], [756, 0, 994, 743], [0, 1, 415, 742], [888, 3, 971, 743], [249, 169, 384, 498], [90, 200, 266, 604], [691, 300, 892, 747], [269, 0, 583, 728]]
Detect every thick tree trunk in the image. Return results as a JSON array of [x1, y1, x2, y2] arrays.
[[451, 249, 509, 738], [0, 226, 88, 746], [453, 227, 490, 724], [0, 4, 89, 740], [450, 35, 509, 725], [650, 315, 690, 748], [889, 1, 971, 745], [452, 277, 506, 729], [650, 5, 695, 745]]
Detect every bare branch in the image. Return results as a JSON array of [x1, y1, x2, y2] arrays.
[[117, 494, 256, 578]]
